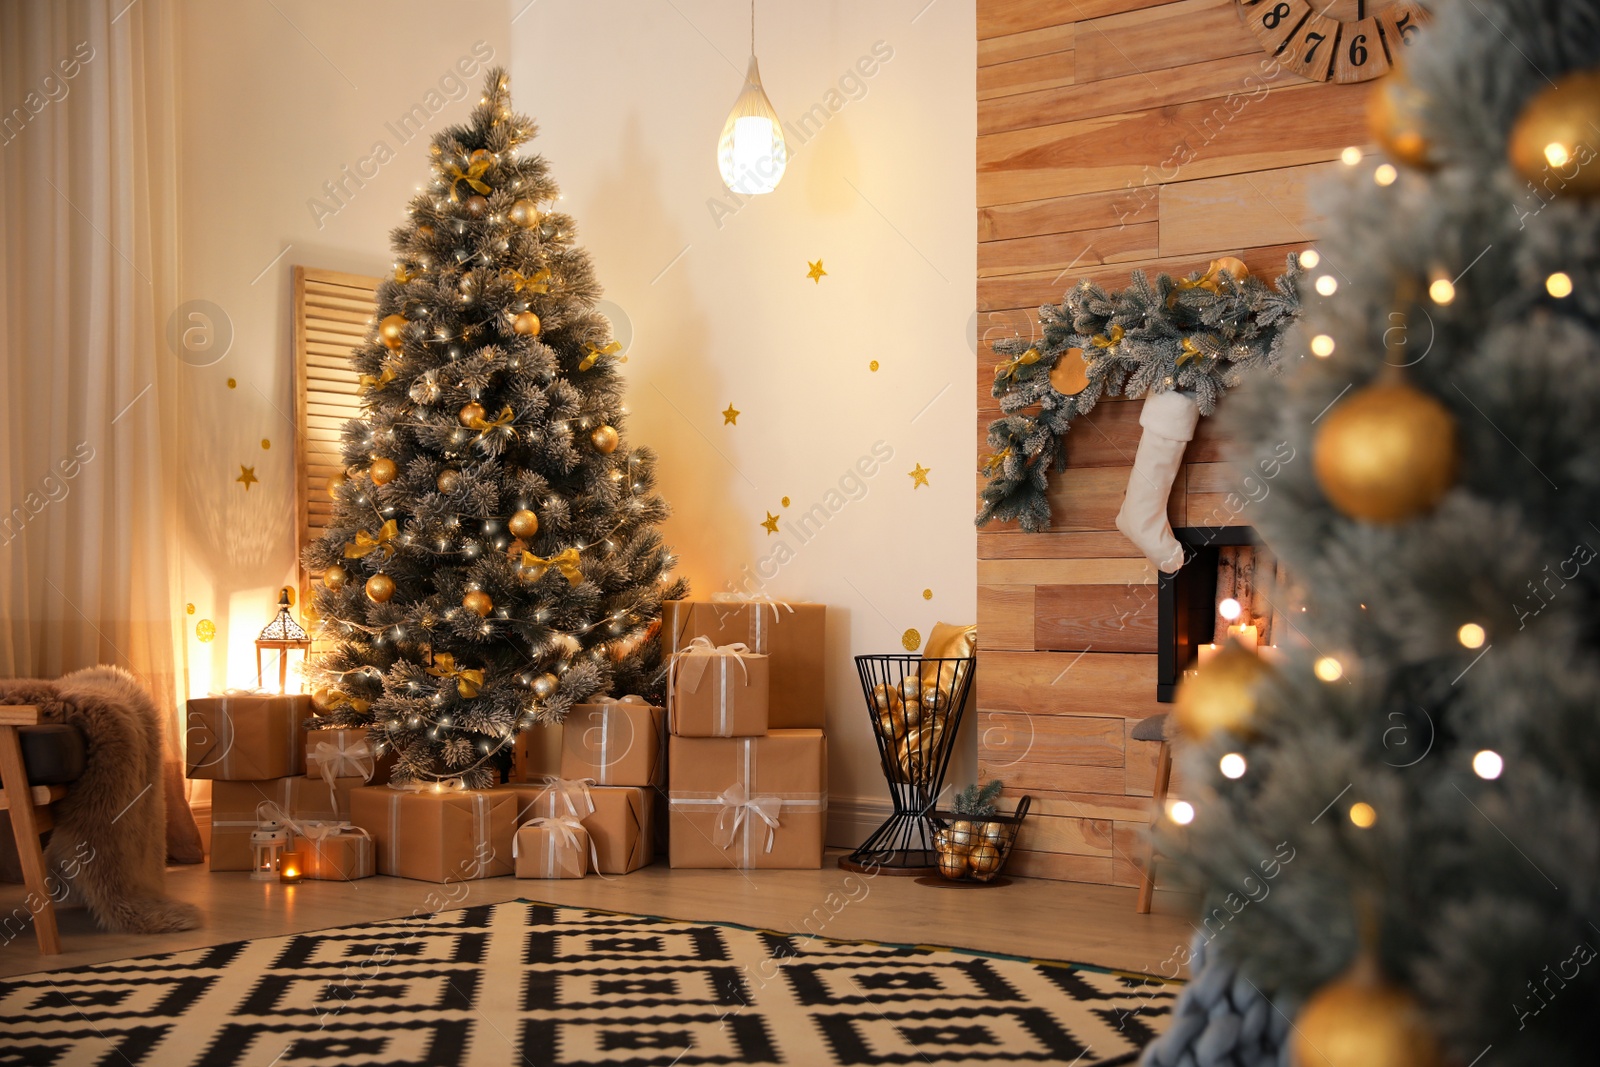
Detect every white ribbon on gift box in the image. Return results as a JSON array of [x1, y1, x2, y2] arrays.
[[530, 775, 596, 818], [511, 815, 601, 878], [584, 696, 653, 782], [713, 783, 783, 855], [308, 732, 377, 816], [667, 737, 826, 868], [706, 593, 796, 654], [667, 636, 752, 737]]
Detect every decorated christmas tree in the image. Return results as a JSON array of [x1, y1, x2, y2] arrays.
[[1143, 2, 1600, 1066], [303, 69, 686, 787]]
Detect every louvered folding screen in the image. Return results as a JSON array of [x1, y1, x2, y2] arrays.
[[292, 266, 381, 592]]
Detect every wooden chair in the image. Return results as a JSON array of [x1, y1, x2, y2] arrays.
[[0, 706, 75, 954], [1132, 712, 1173, 915]]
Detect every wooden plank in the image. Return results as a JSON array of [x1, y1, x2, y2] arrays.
[[976, 650, 1164, 719], [977, 586, 1036, 651], [978, 50, 1076, 101], [979, 531, 1145, 559], [1158, 162, 1337, 258], [977, 557, 1154, 586], [978, 711, 1125, 768], [1041, 463, 1185, 533], [1035, 584, 1159, 652], [979, 187, 1150, 243], [978, 81, 1372, 206], [1014, 788, 1160, 823], [0, 724, 60, 952], [0, 783, 66, 808], [982, 758, 1126, 795], [1186, 460, 1258, 528], [978, 221, 1158, 278], [1111, 822, 1147, 886], [978, 23, 1076, 67], [0, 706, 42, 726], [978, 0, 1170, 39], [1074, 0, 1258, 84], [1004, 848, 1115, 884], [1014, 813, 1116, 857]]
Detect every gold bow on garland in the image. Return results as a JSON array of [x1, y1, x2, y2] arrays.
[[469, 406, 516, 436], [507, 268, 550, 294], [996, 348, 1040, 380], [344, 519, 399, 560], [445, 158, 491, 201], [427, 652, 485, 698], [1176, 337, 1205, 367], [321, 689, 371, 713], [521, 547, 583, 585], [1091, 324, 1125, 350], [394, 263, 419, 284], [981, 448, 1011, 476], [358, 366, 396, 392], [579, 341, 622, 372]]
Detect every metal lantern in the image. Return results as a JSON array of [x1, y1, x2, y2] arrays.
[[256, 587, 311, 693], [249, 822, 289, 881]]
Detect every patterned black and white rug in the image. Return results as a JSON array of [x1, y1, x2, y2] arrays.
[[0, 901, 1178, 1065]]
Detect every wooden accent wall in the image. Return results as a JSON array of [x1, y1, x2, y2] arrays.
[[975, 0, 1374, 886]]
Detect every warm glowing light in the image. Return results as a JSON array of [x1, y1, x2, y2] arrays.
[[1299, 249, 1321, 269], [1218, 597, 1242, 621], [1473, 749, 1504, 779], [1340, 145, 1363, 165], [1349, 802, 1377, 828], [1314, 656, 1344, 682], [1311, 334, 1336, 357], [1167, 800, 1196, 825], [1219, 753, 1248, 779], [278, 851, 304, 883], [1457, 622, 1486, 649], [1429, 277, 1456, 305], [1545, 142, 1571, 167], [1547, 272, 1573, 298], [718, 55, 787, 195], [1315, 275, 1338, 296], [1374, 163, 1398, 186]]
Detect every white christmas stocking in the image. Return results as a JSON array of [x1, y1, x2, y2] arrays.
[[1116, 390, 1201, 574]]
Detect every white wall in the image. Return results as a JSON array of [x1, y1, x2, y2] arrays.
[[175, 0, 976, 840]]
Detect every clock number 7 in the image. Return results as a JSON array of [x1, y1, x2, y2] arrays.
[[1303, 30, 1326, 61]]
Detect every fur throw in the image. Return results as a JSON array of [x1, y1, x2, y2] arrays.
[[0, 668, 200, 934]]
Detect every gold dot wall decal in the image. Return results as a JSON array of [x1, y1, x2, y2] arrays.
[[781, 496, 790, 508], [261, 439, 271, 449], [870, 360, 879, 372], [196, 619, 216, 642], [186, 603, 195, 615], [902, 628, 921, 651], [227, 378, 237, 388], [923, 589, 933, 600]]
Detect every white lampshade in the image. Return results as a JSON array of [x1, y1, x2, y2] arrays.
[[718, 55, 786, 195]]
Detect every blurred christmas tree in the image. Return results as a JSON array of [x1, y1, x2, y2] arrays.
[[303, 68, 686, 787], [1144, 2, 1600, 1065]]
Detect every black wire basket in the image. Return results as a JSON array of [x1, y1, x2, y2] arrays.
[[840, 654, 976, 875], [930, 795, 1032, 883]]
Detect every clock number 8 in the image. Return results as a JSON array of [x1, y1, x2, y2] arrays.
[[1262, 1, 1291, 28], [1347, 33, 1368, 67]]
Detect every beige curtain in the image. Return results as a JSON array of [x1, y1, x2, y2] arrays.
[[0, 0, 197, 855]]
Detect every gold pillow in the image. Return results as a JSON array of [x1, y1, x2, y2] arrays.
[[924, 621, 976, 658]]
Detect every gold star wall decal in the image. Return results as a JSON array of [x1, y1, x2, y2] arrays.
[[909, 463, 930, 488], [237, 465, 259, 490], [723, 404, 740, 425], [760, 511, 781, 535], [806, 259, 827, 284]]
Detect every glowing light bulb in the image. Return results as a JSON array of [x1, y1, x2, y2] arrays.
[[1374, 163, 1398, 186], [1167, 800, 1196, 826], [1314, 656, 1344, 682], [1340, 146, 1363, 165], [1299, 249, 1320, 270], [1315, 275, 1338, 296], [1349, 802, 1377, 828], [1218, 597, 1242, 621], [1457, 623, 1486, 648], [1429, 277, 1456, 305], [1547, 272, 1573, 298], [1219, 753, 1248, 779], [1310, 334, 1336, 357], [1545, 142, 1571, 167], [1472, 749, 1503, 779], [717, 57, 787, 195]]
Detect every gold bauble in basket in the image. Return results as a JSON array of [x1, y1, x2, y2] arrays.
[[979, 821, 1008, 847], [968, 842, 1004, 879], [946, 819, 975, 850], [938, 849, 971, 880]]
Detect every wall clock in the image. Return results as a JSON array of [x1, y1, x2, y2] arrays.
[[1238, 0, 1429, 83]]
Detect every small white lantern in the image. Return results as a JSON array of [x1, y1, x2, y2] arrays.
[[249, 823, 289, 881]]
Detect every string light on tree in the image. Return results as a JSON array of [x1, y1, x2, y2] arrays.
[[1457, 622, 1486, 648], [1548, 271, 1574, 297], [1472, 749, 1504, 780], [1166, 800, 1196, 826], [1219, 752, 1248, 779]]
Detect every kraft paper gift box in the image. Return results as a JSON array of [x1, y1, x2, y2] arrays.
[[186, 694, 314, 780], [305, 728, 395, 787], [559, 697, 664, 787], [496, 777, 596, 822], [585, 785, 654, 874], [293, 826, 375, 881], [511, 722, 564, 782], [348, 785, 517, 883], [668, 729, 827, 870], [514, 816, 591, 879], [209, 777, 362, 871], [668, 638, 769, 737], [663, 599, 826, 730]]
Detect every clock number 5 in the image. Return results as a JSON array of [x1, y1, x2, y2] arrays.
[[1394, 11, 1419, 45]]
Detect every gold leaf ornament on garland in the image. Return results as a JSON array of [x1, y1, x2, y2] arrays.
[[1050, 348, 1090, 396]]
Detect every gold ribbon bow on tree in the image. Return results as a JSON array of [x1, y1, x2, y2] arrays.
[[996, 348, 1040, 380], [394, 263, 419, 284], [358, 366, 396, 392], [1176, 336, 1205, 367], [344, 519, 399, 560], [507, 268, 550, 294], [1091, 324, 1125, 350], [320, 689, 371, 713], [445, 158, 491, 202], [521, 547, 583, 585], [469, 406, 516, 436], [981, 448, 1011, 476], [427, 652, 485, 698], [579, 341, 622, 372]]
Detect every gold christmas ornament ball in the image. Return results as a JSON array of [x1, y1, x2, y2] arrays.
[[508, 199, 540, 228], [322, 564, 348, 591], [980, 821, 1008, 847], [464, 194, 489, 218], [968, 842, 1003, 878], [1508, 70, 1600, 195], [1369, 76, 1436, 170], [871, 683, 903, 714], [378, 313, 408, 350], [590, 425, 620, 454], [513, 311, 541, 336], [469, 148, 491, 165], [946, 820, 975, 850], [1291, 959, 1442, 1067], [1313, 379, 1457, 523], [1211, 256, 1250, 283], [435, 468, 462, 494], [365, 574, 395, 603], [1050, 347, 1090, 397], [508, 509, 540, 539], [530, 672, 559, 699], [369, 458, 397, 485], [462, 590, 493, 617], [326, 470, 347, 495], [312, 686, 334, 710], [937, 850, 970, 880], [458, 401, 486, 427], [920, 683, 948, 713], [1175, 643, 1271, 741]]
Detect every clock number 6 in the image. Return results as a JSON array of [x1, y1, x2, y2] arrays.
[[1262, 1, 1291, 28], [1347, 33, 1368, 67]]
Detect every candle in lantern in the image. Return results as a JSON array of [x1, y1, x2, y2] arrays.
[[1196, 643, 1220, 667], [279, 850, 304, 884], [1226, 624, 1259, 650]]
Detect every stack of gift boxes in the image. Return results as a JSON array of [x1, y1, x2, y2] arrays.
[[186, 693, 389, 880]]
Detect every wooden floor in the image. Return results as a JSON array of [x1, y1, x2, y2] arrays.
[[0, 853, 1198, 980]]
